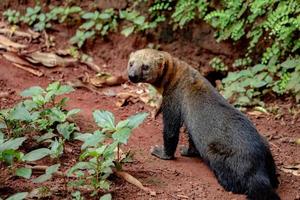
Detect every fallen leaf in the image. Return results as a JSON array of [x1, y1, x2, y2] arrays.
[[0, 35, 27, 49], [254, 106, 269, 114], [90, 72, 126, 87], [280, 164, 300, 176], [247, 111, 263, 116], [23, 51, 76, 67], [0, 28, 39, 39], [2, 52, 32, 66], [13, 63, 43, 77]]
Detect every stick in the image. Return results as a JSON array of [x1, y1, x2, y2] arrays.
[[113, 169, 156, 196], [12, 63, 43, 77]]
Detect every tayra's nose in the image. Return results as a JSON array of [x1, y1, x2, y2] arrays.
[[128, 74, 139, 83]]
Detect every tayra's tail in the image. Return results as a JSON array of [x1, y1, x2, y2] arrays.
[[247, 173, 280, 200]]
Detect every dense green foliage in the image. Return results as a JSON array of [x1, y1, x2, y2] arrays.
[[0, 83, 148, 199], [2, 0, 300, 106]]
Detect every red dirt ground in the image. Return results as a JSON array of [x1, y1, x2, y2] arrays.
[[0, 37, 300, 199], [0, 4, 299, 199]]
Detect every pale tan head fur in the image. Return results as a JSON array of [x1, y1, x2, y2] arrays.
[[127, 49, 166, 84]]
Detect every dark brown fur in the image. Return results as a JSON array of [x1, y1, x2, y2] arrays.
[[127, 49, 280, 200]]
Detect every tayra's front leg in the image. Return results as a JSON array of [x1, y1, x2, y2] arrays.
[[151, 104, 181, 160]]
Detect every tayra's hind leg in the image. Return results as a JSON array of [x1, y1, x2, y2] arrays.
[[180, 136, 200, 157]]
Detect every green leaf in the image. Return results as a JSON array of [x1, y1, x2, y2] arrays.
[[23, 99, 38, 111], [6, 192, 29, 200], [32, 173, 52, 183], [121, 26, 135, 37], [82, 12, 95, 19], [115, 119, 129, 130], [46, 164, 60, 175], [35, 132, 56, 143], [75, 130, 105, 149], [69, 6, 82, 13], [1, 149, 23, 165], [125, 112, 148, 129], [99, 13, 112, 20], [251, 64, 266, 74], [23, 148, 50, 161], [80, 20, 95, 30], [281, 58, 300, 69], [20, 86, 44, 97], [55, 85, 74, 95], [237, 96, 250, 105], [100, 189, 112, 198], [251, 80, 267, 88], [133, 16, 145, 25], [0, 137, 26, 151], [49, 107, 66, 123], [66, 108, 81, 118], [32, 95, 46, 106], [112, 128, 131, 144], [0, 131, 4, 143], [67, 162, 94, 177], [46, 81, 60, 92], [16, 167, 32, 179], [57, 122, 76, 140], [93, 110, 115, 130], [10, 105, 32, 121]]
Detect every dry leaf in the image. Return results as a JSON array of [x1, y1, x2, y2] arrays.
[[247, 111, 263, 116], [2, 52, 32, 66], [13, 63, 43, 77], [23, 51, 76, 67], [280, 164, 300, 176], [0, 28, 39, 39], [0, 35, 27, 49], [90, 72, 126, 87]]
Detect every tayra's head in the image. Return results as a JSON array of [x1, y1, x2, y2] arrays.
[[127, 49, 165, 84]]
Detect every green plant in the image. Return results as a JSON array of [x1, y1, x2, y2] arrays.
[[0, 133, 26, 165], [119, 9, 161, 37], [0, 82, 80, 184], [209, 57, 228, 72], [3, 9, 21, 24], [70, 8, 117, 47], [5, 192, 29, 200], [68, 110, 148, 197], [222, 57, 300, 106], [172, 0, 208, 29]]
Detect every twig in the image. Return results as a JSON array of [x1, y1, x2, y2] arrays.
[[113, 169, 156, 196], [12, 63, 43, 77]]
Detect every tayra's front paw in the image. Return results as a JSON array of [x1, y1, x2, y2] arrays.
[[180, 146, 199, 157], [150, 145, 174, 160]]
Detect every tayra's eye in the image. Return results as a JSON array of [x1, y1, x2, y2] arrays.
[[129, 62, 134, 67], [142, 64, 149, 71]]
